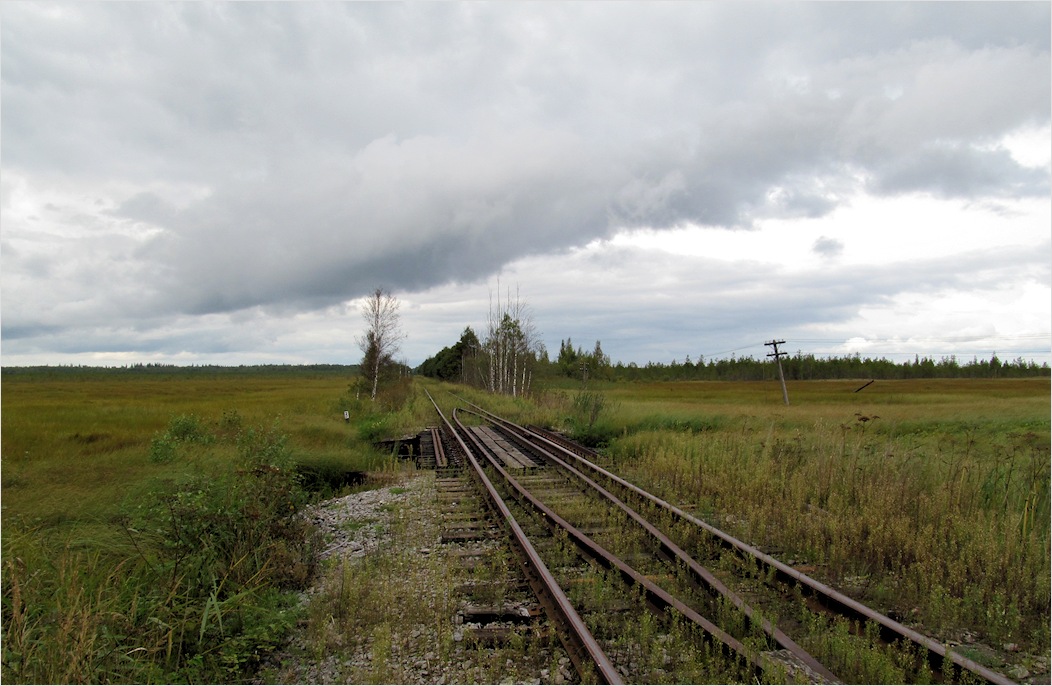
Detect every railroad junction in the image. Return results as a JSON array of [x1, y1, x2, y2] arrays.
[[263, 391, 1028, 685]]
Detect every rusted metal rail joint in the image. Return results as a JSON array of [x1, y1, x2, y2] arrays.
[[518, 424, 1015, 686], [424, 391, 622, 685]]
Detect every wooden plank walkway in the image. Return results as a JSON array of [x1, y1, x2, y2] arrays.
[[469, 426, 534, 469]]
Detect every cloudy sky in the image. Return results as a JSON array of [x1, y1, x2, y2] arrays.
[[2, 1, 1050, 368]]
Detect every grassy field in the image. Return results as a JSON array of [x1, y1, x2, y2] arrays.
[[2, 370, 1048, 682], [1, 366, 428, 683], [544, 376, 1051, 666], [3, 369, 359, 532]]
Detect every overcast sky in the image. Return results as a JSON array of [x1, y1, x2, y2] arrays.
[[2, 1, 1050, 368]]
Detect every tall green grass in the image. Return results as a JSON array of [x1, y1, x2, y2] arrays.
[[549, 378, 1050, 652], [3, 420, 316, 682], [1, 367, 413, 683]]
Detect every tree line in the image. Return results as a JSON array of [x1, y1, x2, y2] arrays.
[[421, 336, 1049, 385], [589, 351, 1050, 382]]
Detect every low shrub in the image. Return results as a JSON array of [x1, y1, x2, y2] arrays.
[[148, 413, 215, 463], [2, 418, 318, 684], [568, 421, 622, 450], [357, 416, 391, 442], [166, 413, 212, 443]]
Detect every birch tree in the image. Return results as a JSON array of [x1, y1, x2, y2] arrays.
[[356, 287, 404, 401], [483, 283, 538, 397]]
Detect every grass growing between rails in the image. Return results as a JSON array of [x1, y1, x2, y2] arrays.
[[546, 378, 1050, 674], [1, 366, 418, 683]]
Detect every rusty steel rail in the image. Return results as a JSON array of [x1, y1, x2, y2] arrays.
[[424, 390, 622, 685], [453, 407, 776, 680], [517, 424, 1016, 686], [481, 415, 838, 683], [457, 405, 831, 681], [429, 426, 448, 468]]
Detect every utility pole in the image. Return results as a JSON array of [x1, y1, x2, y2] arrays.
[[765, 339, 790, 405]]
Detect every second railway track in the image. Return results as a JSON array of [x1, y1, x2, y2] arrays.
[[424, 389, 1015, 685]]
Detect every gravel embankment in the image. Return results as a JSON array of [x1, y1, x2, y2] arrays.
[[254, 473, 568, 685]]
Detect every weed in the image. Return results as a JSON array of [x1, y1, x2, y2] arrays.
[[2, 412, 317, 683], [148, 413, 215, 463], [167, 413, 212, 443], [149, 432, 178, 463]]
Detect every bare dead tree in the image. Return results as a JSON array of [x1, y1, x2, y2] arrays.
[[356, 287, 405, 401]]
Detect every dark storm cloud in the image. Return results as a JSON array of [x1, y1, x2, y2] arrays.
[[1, 1, 1049, 362]]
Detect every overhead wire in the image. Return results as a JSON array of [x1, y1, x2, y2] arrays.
[[700, 334, 1051, 360]]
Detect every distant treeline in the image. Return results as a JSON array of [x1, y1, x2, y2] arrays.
[[8, 352, 1048, 384], [1, 363, 361, 379], [534, 337, 1050, 382], [591, 352, 1050, 382], [417, 332, 1050, 385]]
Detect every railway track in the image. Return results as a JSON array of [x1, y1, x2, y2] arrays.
[[424, 390, 1014, 685]]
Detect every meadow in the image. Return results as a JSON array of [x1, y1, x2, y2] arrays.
[[5, 368, 361, 532], [2, 368, 1048, 683], [1, 366, 429, 683], [548, 376, 1051, 669]]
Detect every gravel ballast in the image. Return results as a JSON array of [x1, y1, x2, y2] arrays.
[[255, 472, 569, 685]]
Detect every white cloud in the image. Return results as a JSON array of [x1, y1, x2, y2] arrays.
[[997, 125, 1052, 170]]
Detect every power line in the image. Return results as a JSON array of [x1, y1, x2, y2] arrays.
[[788, 334, 1051, 344], [808, 350, 1051, 357], [700, 342, 766, 357], [701, 335, 1050, 360]]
